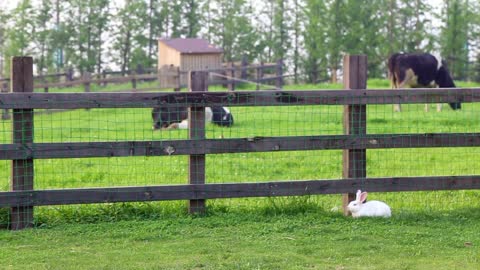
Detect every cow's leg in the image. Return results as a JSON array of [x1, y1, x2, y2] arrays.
[[424, 103, 441, 112], [394, 69, 417, 112], [394, 81, 407, 112], [394, 104, 402, 112], [391, 78, 402, 112], [393, 82, 401, 112], [436, 103, 442, 112]]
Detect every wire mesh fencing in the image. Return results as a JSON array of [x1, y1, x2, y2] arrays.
[[1, 56, 480, 230]]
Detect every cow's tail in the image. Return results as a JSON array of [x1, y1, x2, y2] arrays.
[[436, 61, 461, 110], [387, 53, 401, 88]]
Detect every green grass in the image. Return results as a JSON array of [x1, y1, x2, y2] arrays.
[[1, 79, 480, 269], [0, 203, 479, 269]]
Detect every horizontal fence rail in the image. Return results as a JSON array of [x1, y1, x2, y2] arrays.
[[2, 133, 480, 160], [0, 88, 476, 109], [1, 176, 480, 207]]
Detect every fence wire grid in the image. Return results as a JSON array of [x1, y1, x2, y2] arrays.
[[2, 90, 480, 229], [1, 56, 480, 229]]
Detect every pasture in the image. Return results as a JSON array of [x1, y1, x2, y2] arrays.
[[1, 79, 480, 269]]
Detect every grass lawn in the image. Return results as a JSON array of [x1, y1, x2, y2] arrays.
[[1, 79, 480, 269], [0, 203, 479, 269]]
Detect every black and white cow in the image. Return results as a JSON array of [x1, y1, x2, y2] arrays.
[[387, 52, 462, 112], [152, 106, 234, 130]]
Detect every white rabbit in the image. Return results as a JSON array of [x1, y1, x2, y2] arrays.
[[347, 190, 391, 218]]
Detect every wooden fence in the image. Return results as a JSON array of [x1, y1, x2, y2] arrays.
[[0, 60, 283, 96], [1, 55, 480, 230], [0, 61, 284, 120], [0, 66, 158, 94]]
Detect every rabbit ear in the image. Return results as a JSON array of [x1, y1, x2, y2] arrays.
[[355, 190, 362, 201], [359, 192, 368, 203]]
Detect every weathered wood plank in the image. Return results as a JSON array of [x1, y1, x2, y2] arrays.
[[1, 81, 10, 120], [10, 56, 34, 230], [35, 80, 83, 89], [342, 55, 368, 215], [2, 133, 480, 160], [34, 73, 156, 89], [83, 72, 91, 93], [0, 88, 476, 109], [188, 71, 208, 214], [1, 175, 479, 207]]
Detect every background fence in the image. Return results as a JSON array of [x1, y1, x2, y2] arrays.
[[0, 60, 284, 96], [1, 55, 480, 230]]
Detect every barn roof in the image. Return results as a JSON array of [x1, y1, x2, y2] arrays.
[[159, 38, 223, 54]]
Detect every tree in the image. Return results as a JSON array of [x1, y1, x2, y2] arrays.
[[111, 0, 148, 74], [4, 0, 34, 57], [396, 0, 434, 52], [201, 0, 214, 41], [291, 0, 304, 83], [91, 0, 110, 74], [468, 1, 480, 81], [209, 0, 260, 62], [303, 0, 328, 83], [61, 0, 110, 74], [3, 0, 35, 75], [384, 0, 400, 55], [374, 0, 402, 78], [440, 0, 470, 80], [169, 0, 183, 38], [0, 6, 9, 76], [33, 0, 54, 74], [48, 0, 70, 73], [341, 0, 385, 78], [146, 0, 161, 67], [260, 0, 290, 62], [325, 0, 346, 83], [4, 0, 480, 82], [183, 0, 202, 38]]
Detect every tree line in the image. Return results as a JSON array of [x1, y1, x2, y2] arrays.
[[0, 0, 479, 83]]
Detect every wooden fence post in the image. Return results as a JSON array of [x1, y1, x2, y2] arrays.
[[174, 67, 181, 92], [256, 61, 264, 90], [131, 71, 137, 90], [65, 67, 74, 83], [41, 74, 49, 93], [276, 59, 283, 89], [241, 55, 248, 80], [342, 55, 367, 216], [83, 72, 91, 92], [102, 70, 107, 87], [1, 81, 10, 120], [188, 71, 208, 214], [228, 62, 235, 91], [10, 57, 34, 230]]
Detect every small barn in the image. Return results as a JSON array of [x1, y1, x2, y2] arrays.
[[158, 38, 223, 88]]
